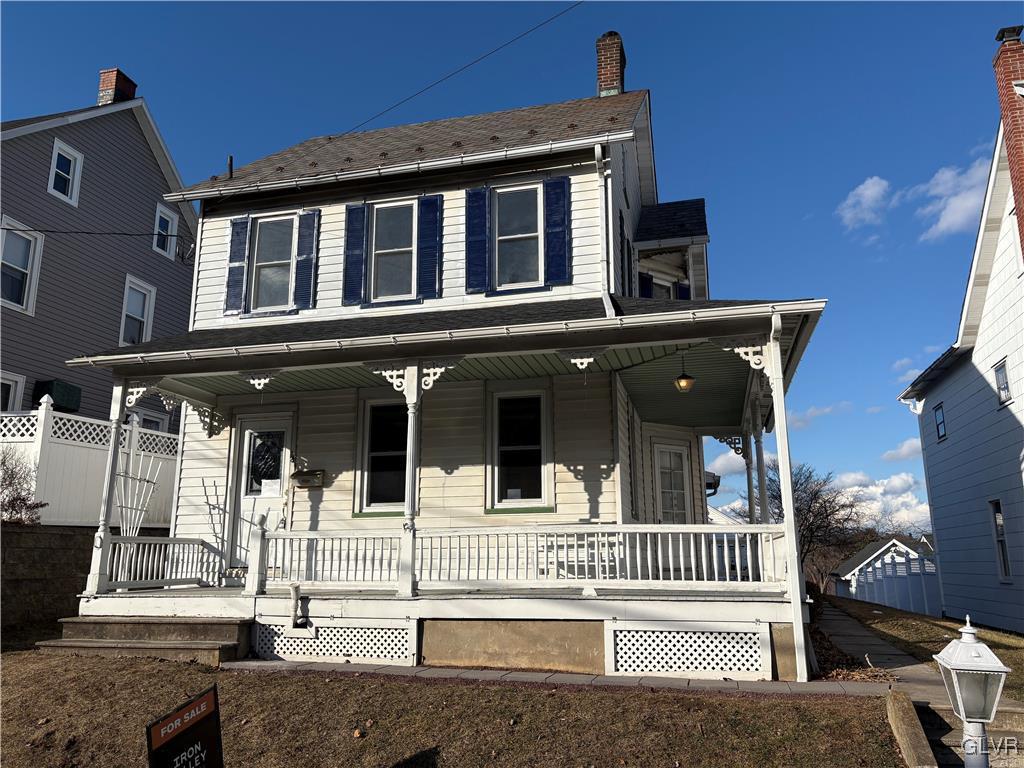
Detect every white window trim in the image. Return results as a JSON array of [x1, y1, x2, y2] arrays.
[[152, 203, 180, 259], [47, 138, 84, 206], [0, 215, 44, 316], [247, 213, 298, 313], [652, 442, 693, 524], [369, 199, 418, 302], [487, 383, 554, 510], [933, 403, 946, 441], [993, 359, 1012, 406], [990, 499, 1013, 583], [119, 274, 157, 347], [1, 371, 27, 412], [354, 397, 408, 516], [492, 182, 544, 291], [128, 407, 169, 432]]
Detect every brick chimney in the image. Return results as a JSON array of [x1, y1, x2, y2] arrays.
[[597, 31, 626, 97], [97, 68, 138, 106], [994, 26, 1024, 248]]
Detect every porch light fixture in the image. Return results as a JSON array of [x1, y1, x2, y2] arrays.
[[933, 616, 1010, 767], [674, 352, 696, 393]]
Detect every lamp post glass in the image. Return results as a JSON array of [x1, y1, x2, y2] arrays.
[[933, 616, 1010, 724]]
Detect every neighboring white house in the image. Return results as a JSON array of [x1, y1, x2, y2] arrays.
[[899, 26, 1024, 634], [832, 538, 941, 617], [44, 33, 826, 682]]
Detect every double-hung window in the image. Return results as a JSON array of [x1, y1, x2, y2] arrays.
[[1, 216, 43, 315], [48, 139, 83, 206], [370, 201, 416, 300], [120, 276, 156, 346], [933, 403, 946, 440], [994, 360, 1012, 405], [363, 402, 408, 510], [991, 500, 1012, 581], [152, 204, 179, 258], [494, 185, 542, 290], [492, 393, 548, 507], [1, 372, 26, 411], [249, 216, 295, 311]]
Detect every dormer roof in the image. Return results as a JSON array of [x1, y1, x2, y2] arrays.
[[635, 198, 708, 245]]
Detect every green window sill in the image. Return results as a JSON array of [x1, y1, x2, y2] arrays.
[[353, 509, 404, 518], [484, 506, 555, 515]]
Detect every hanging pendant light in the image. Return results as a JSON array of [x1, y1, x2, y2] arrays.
[[674, 351, 697, 393]]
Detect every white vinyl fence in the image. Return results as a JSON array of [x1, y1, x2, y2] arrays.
[[837, 552, 941, 617], [0, 397, 178, 527]]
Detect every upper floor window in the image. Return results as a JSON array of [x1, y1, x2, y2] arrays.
[[48, 139, 83, 206], [249, 216, 295, 311], [494, 185, 542, 290], [933, 403, 946, 440], [1, 216, 43, 315], [120, 275, 156, 346], [994, 360, 1012, 405], [152, 204, 179, 259], [370, 201, 416, 301]]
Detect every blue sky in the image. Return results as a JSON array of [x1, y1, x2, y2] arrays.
[[2, 2, 1016, 529]]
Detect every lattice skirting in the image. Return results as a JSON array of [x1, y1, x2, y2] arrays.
[[606, 621, 771, 680], [254, 619, 416, 665]]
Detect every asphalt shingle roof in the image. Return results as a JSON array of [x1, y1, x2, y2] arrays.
[[179, 91, 649, 197], [635, 199, 708, 242]]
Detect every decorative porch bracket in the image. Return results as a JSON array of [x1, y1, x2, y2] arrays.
[[159, 393, 182, 412], [125, 378, 162, 408], [421, 358, 463, 390], [556, 347, 607, 371], [716, 436, 744, 456], [243, 370, 279, 391]]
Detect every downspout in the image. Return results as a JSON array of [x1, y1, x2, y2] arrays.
[[594, 144, 616, 318]]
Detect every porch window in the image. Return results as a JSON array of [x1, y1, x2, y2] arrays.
[[246, 430, 285, 495], [370, 201, 416, 300], [494, 185, 542, 289], [365, 403, 408, 507], [249, 216, 295, 311], [495, 394, 544, 503]]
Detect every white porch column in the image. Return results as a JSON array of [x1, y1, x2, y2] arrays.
[[84, 377, 128, 596], [752, 397, 769, 523], [765, 315, 810, 682], [398, 362, 422, 597], [742, 434, 756, 524]]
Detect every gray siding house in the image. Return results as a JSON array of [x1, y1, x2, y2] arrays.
[[1, 68, 196, 429]]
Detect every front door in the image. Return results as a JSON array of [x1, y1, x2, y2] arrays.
[[655, 445, 691, 524], [230, 416, 293, 569]]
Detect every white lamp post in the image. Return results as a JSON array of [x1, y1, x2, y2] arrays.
[[933, 616, 1011, 768]]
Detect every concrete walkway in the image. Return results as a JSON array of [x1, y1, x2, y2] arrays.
[[221, 658, 891, 697]]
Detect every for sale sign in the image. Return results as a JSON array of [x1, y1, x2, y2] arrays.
[[146, 685, 224, 768]]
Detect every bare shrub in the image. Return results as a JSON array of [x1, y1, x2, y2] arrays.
[[0, 445, 47, 524]]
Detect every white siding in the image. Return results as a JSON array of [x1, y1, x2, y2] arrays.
[[636, 423, 705, 525], [917, 190, 1024, 633], [191, 164, 606, 330], [172, 404, 231, 546]]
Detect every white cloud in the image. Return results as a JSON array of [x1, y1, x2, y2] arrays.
[[842, 472, 931, 530], [923, 344, 943, 354], [787, 401, 851, 429], [893, 157, 988, 241], [882, 437, 922, 462], [881, 472, 916, 495], [836, 176, 891, 230], [891, 357, 914, 372], [835, 471, 872, 489], [708, 451, 746, 477], [896, 368, 922, 383], [866, 405, 885, 414]]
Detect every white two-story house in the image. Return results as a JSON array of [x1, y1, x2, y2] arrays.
[[899, 26, 1024, 634], [46, 33, 826, 682]]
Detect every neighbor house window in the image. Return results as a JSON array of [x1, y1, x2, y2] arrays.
[[933, 403, 946, 440], [494, 185, 542, 289], [363, 402, 408, 509], [152, 204, 179, 258], [1, 216, 43, 315], [994, 361, 1012, 405], [120, 276, 156, 346], [1, 372, 26, 411], [370, 201, 416, 300], [128, 408, 168, 432], [991, 500, 1012, 581], [493, 393, 548, 506], [249, 216, 296, 311], [48, 138, 83, 206]]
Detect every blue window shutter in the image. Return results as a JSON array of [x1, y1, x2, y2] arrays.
[[465, 187, 490, 293], [224, 217, 250, 314], [675, 282, 691, 301], [638, 272, 653, 298], [543, 176, 571, 286], [343, 204, 368, 306], [417, 195, 443, 299], [293, 209, 321, 310]]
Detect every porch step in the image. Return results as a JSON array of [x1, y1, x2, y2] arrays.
[[916, 701, 1024, 733], [916, 703, 1024, 767], [36, 638, 238, 666], [59, 616, 250, 646]]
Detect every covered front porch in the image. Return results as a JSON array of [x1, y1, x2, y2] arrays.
[[69, 298, 822, 680]]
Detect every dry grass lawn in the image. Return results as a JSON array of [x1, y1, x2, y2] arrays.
[[829, 596, 1024, 702], [1, 651, 903, 768]]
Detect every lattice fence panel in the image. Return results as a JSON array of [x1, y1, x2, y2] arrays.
[[51, 415, 111, 447], [0, 414, 37, 441], [135, 430, 179, 457], [613, 629, 762, 674], [255, 623, 411, 663]]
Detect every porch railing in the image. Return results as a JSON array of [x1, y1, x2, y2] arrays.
[[106, 536, 219, 590], [263, 531, 403, 588]]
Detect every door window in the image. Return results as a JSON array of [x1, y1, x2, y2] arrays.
[[657, 447, 689, 523], [246, 430, 285, 496]]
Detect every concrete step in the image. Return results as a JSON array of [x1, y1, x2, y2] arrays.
[[36, 638, 239, 666], [918, 701, 1024, 733], [927, 731, 1023, 768], [59, 616, 250, 646]]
